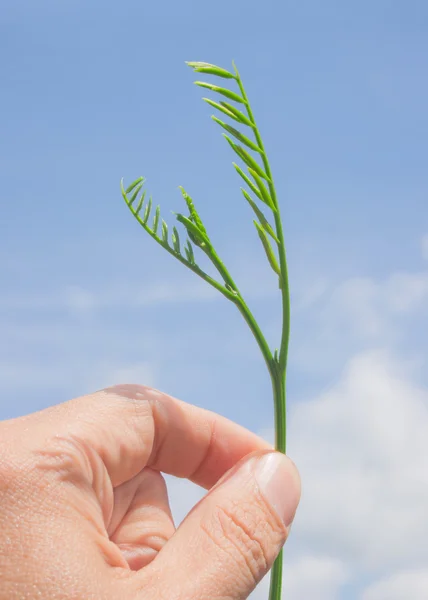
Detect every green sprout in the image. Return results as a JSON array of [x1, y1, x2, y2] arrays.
[[121, 60, 290, 600]]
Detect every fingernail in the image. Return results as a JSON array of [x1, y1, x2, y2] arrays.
[[253, 452, 300, 528]]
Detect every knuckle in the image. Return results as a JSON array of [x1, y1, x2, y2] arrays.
[[201, 497, 281, 586], [32, 434, 94, 489]]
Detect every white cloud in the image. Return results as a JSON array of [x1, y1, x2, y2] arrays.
[[362, 569, 428, 600], [282, 556, 350, 600], [291, 267, 428, 377], [288, 350, 428, 572], [249, 555, 349, 599], [0, 279, 219, 312]]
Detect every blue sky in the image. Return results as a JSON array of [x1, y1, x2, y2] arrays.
[[1, 1, 428, 598]]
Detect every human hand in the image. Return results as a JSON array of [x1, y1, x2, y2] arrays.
[[0, 384, 300, 599]]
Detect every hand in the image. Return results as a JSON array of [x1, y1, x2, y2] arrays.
[[0, 384, 300, 599]]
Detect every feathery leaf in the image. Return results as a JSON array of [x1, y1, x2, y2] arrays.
[[254, 220, 281, 276], [143, 196, 152, 224], [211, 116, 262, 153], [179, 187, 207, 236], [248, 167, 276, 211], [241, 188, 279, 243], [224, 135, 270, 182], [125, 176, 144, 195], [233, 162, 264, 202], [172, 226, 181, 253], [128, 182, 144, 206], [135, 190, 146, 215], [219, 101, 255, 128], [186, 61, 235, 79], [203, 98, 236, 120], [175, 213, 208, 247], [185, 239, 196, 264], [153, 205, 161, 235], [194, 82, 245, 104], [161, 219, 169, 244]]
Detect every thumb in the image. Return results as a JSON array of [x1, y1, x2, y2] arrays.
[[142, 450, 301, 600]]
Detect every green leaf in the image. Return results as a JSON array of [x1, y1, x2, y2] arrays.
[[129, 182, 144, 206], [153, 205, 160, 235], [203, 98, 237, 120], [143, 196, 152, 224], [247, 167, 276, 211], [179, 187, 207, 235], [219, 102, 254, 128], [233, 162, 264, 202], [185, 239, 195, 264], [175, 213, 208, 247], [254, 220, 281, 276], [223, 135, 270, 182], [186, 61, 235, 79], [161, 219, 169, 244], [125, 176, 144, 195], [211, 116, 262, 153], [194, 82, 245, 104], [172, 226, 181, 253], [135, 190, 146, 215], [241, 188, 279, 243]]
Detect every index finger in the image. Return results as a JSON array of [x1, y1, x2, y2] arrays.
[[109, 384, 273, 489], [29, 384, 273, 490]]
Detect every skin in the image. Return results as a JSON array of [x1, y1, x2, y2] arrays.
[[0, 384, 301, 599]]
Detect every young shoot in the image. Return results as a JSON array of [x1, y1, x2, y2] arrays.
[[121, 60, 291, 600]]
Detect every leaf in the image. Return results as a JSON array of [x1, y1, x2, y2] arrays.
[[179, 187, 207, 235], [233, 162, 264, 202], [143, 196, 152, 224], [129, 182, 144, 206], [247, 167, 276, 210], [254, 220, 281, 276], [161, 219, 169, 244], [194, 82, 245, 104], [175, 213, 208, 247], [223, 135, 270, 182], [203, 98, 236, 120], [185, 239, 195, 264], [219, 101, 254, 128], [241, 188, 279, 243], [186, 61, 235, 79], [172, 226, 181, 253], [153, 205, 160, 235], [125, 176, 144, 195], [211, 116, 262, 153], [135, 190, 146, 215]]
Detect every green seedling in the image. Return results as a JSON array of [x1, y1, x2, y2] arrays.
[[121, 60, 291, 600]]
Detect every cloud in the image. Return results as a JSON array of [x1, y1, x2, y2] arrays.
[[290, 266, 428, 378], [288, 349, 428, 572], [0, 280, 219, 312], [249, 556, 349, 600], [361, 569, 428, 600]]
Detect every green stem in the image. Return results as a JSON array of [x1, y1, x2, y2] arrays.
[[203, 245, 275, 373], [234, 66, 291, 374], [267, 364, 286, 599], [234, 64, 289, 600]]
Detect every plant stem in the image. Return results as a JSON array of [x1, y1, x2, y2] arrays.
[[267, 366, 286, 599], [234, 63, 290, 600]]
